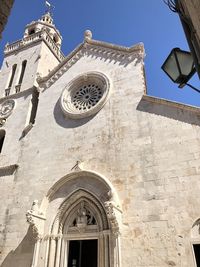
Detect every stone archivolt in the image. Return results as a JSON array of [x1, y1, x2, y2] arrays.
[[26, 170, 122, 267]]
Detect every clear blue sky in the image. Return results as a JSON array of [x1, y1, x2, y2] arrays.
[[0, 0, 199, 106]]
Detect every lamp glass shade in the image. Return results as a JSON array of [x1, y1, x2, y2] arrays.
[[176, 50, 194, 76], [162, 51, 180, 82], [162, 48, 195, 85]]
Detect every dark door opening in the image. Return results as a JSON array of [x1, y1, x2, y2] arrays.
[[194, 244, 200, 267], [68, 239, 98, 267]]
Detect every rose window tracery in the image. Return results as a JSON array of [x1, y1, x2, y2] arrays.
[[72, 84, 103, 111], [60, 72, 110, 119]]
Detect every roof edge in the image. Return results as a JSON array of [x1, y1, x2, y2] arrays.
[[37, 36, 145, 85], [142, 94, 200, 113]]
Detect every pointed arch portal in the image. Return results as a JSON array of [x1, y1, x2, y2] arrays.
[[27, 170, 122, 267]]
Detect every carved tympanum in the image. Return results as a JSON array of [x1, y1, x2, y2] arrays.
[[70, 202, 96, 233]]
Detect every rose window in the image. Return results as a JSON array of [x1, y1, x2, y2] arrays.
[[72, 84, 103, 111], [60, 72, 110, 119]]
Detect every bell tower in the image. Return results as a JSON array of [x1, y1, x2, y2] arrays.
[[0, 12, 64, 97]]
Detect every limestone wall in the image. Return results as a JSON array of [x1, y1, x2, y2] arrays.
[[0, 49, 200, 267], [0, 41, 60, 98]]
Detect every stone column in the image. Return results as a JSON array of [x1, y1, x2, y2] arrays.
[[55, 235, 62, 267], [44, 236, 50, 267], [60, 238, 68, 267], [99, 233, 104, 267], [115, 235, 121, 267], [31, 236, 42, 267], [103, 231, 110, 267], [48, 235, 56, 267]]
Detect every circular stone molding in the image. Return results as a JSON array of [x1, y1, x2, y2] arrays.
[[0, 99, 15, 119], [60, 72, 110, 119]]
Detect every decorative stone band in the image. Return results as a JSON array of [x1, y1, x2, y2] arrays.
[[4, 29, 64, 62], [60, 72, 111, 119]]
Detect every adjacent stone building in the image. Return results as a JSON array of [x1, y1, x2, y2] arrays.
[[0, 12, 200, 267], [0, 0, 14, 39], [176, 0, 200, 77]]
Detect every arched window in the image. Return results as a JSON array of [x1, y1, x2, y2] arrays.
[[28, 90, 39, 125], [0, 130, 5, 153], [19, 60, 27, 84], [26, 170, 122, 267], [28, 28, 35, 35], [16, 60, 27, 93], [53, 34, 58, 44], [6, 64, 17, 95]]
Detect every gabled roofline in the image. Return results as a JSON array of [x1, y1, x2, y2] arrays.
[[37, 30, 145, 86]]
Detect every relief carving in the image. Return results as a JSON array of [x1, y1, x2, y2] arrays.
[[104, 200, 122, 235], [0, 118, 6, 127], [0, 99, 15, 119], [70, 202, 97, 233]]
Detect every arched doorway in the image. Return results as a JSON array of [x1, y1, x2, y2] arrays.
[[27, 170, 122, 267]]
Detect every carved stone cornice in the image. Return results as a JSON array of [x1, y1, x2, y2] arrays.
[[4, 29, 64, 62], [0, 86, 35, 102], [37, 30, 145, 90]]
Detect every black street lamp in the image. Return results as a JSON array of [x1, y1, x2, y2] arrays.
[[161, 48, 200, 93]]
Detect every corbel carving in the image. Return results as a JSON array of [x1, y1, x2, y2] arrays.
[[104, 200, 122, 236], [26, 200, 46, 238]]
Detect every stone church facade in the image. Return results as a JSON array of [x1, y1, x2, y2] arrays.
[[0, 12, 200, 267]]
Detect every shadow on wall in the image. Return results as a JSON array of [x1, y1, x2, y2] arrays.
[[53, 99, 96, 129], [137, 95, 200, 127], [0, 226, 34, 267]]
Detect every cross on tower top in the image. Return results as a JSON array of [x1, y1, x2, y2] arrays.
[[45, 1, 54, 16]]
